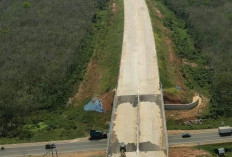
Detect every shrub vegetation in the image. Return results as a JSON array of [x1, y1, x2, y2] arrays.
[[154, 0, 232, 117], [0, 0, 123, 143]]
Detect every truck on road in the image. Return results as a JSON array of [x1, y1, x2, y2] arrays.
[[218, 126, 232, 136]]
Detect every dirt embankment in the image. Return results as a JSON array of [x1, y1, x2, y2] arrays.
[[100, 89, 115, 111], [165, 95, 209, 121], [170, 147, 211, 157], [152, 6, 209, 121], [72, 60, 114, 111], [164, 92, 184, 104], [111, 2, 117, 14], [73, 61, 101, 106], [152, 4, 191, 104], [32, 150, 106, 157]]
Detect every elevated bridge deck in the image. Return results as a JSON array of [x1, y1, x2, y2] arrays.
[[107, 0, 168, 156]]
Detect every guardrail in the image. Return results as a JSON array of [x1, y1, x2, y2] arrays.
[[164, 95, 200, 110]]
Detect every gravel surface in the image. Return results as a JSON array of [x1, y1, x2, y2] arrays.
[[140, 102, 162, 146], [113, 103, 137, 144]]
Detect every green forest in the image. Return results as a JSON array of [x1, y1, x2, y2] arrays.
[[156, 0, 232, 117], [0, 0, 114, 142], [1, 0, 232, 143]]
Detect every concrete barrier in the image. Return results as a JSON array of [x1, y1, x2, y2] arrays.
[[164, 95, 200, 110], [160, 85, 169, 156]]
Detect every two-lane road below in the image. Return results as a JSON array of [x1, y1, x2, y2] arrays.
[[1, 131, 232, 156], [169, 131, 232, 147], [0, 139, 107, 157]]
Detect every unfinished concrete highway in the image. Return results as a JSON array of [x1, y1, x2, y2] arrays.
[[107, 0, 168, 156]]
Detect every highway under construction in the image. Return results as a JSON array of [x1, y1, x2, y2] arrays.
[[106, 0, 168, 156]]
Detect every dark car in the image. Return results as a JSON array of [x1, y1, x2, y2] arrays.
[[45, 143, 56, 149], [182, 133, 191, 138], [1, 146, 4, 150], [89, 130, 107, 140]]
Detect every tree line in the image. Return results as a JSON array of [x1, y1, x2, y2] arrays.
[[158, 0, 232, 117], [0, 0, 109, 138]]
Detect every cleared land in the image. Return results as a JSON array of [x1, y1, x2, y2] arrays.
[[169, 147, 210, 157], [32, 150, 106, 157]]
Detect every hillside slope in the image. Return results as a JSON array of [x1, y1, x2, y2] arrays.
[[158, 0, 232, 117], [0, 0, 101, 140]]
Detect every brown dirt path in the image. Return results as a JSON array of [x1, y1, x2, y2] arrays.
[[170, 147, 211, 157], [32, 150, 105, 157], [168, 128, 218, 135]]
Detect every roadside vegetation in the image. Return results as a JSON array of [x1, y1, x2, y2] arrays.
[[198, 142, 232, 157], [167, 117, 232, 130], [159, 0, 232, 117], [147, 0, 195, 104], [147, 0, 232, 129], [0, 0, 123, 143]]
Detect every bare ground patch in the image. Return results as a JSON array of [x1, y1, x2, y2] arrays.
[[111, 2, 117, 14], [151, 4, 192, 103], [74, 61, 102, 106], [32, 150, 106, 157], [170, 147, 211, 157], [100, 89, 115, 111]]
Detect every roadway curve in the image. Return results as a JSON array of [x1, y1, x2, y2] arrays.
[[107, 0, 168, 156]]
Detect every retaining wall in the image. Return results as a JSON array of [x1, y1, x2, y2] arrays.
[[164, 96, 200, 110]]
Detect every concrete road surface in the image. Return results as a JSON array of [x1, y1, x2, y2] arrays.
[[107, 0, 168, 155]]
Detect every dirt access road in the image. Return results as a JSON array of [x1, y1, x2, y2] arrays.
[[107, 0, 167, 156]]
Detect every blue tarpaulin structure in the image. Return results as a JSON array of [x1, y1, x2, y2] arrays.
[[84, 98, 105, 112]]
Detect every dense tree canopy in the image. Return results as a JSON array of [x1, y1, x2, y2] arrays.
[[159, 0, 232, 116], [0, 0, 101, 137]]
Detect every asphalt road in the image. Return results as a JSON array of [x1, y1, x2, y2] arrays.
[[169, 131, 232, 147], [0, 139, 107, 157], [1, 131, 232, 156]]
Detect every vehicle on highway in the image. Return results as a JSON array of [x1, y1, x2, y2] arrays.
[[89, 130, 107, 140], [182, 133, 191, 138], [45, 143, 56, 149], [215, 148, 225, 156], [218, 126, 232, 136]]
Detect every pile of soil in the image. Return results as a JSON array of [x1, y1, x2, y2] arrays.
[[99, 90, 115, 111], [163, 92, 184, 104]]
